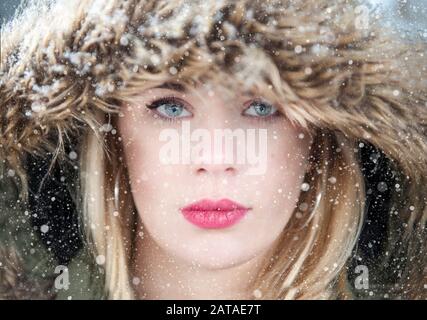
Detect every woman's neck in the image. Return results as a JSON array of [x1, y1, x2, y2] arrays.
[[131, 224, 271, 300]]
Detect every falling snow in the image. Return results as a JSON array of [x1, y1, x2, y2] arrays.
[[0, 0, 425, 303]]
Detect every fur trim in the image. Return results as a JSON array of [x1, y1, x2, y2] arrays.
[[0, 0, 426, 298], [1, 0, 426, 186]]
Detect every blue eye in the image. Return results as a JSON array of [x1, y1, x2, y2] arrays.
[[146, 97, 192, 119], [243, 100, 278, 117]]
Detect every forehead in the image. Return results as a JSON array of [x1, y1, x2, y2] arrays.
[[118, 63, 285, 108], [145, 78, 274, 101]]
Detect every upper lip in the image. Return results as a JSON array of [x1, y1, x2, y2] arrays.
[[180, 198, 251, 212]]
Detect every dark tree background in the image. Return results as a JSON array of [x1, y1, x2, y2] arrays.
[[0, 0, 426, 297]]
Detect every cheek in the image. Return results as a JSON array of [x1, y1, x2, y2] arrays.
[[118, 115, 161, 198], [269, 133, 309, 185], [118, 117, 186, 229], [255, 126, 310, 216]]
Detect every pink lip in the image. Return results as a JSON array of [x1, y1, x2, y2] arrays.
[[180, 198, 251, 229]]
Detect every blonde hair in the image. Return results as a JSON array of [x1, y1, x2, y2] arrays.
[[1, 0, 425, 299], [78, 65, 367, 299]]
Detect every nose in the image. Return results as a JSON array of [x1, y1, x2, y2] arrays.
[[195, 164, 237, 176], [192, 150, 239, 176]]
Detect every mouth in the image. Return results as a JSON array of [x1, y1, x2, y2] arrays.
[[180, 198, 251, 229]]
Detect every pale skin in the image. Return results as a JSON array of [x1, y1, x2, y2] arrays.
[[118, 80, 313, 299]]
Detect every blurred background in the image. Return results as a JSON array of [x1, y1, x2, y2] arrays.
[[0, 0, 425, 296], [0, 0, 20, 23], [1, 0, 426, 36]]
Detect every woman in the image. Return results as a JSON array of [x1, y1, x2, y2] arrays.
[[0, 0, 426, 299]]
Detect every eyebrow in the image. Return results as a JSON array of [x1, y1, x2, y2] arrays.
[[150, 81, 259, 99], [151, 81, 188, 93]]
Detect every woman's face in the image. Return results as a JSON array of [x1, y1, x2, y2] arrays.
[[118, 80, 312, 269]]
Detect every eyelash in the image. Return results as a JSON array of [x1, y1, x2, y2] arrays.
[[244, 99, 282, 122], [145, 96, 282, 122], [145, 95, 191, 122]]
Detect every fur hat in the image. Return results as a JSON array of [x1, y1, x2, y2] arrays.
[[1, 0, 426, 298]]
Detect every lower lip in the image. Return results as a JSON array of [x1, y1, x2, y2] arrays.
[[180, 202, 249, 229]]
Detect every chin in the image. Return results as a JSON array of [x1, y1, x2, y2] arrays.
[[171, 244, 259, 270]]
